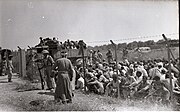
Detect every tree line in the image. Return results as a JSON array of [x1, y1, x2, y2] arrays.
[[88, 39, 179, 51]]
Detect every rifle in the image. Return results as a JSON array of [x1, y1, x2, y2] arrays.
[[36, 60, 45, 90]]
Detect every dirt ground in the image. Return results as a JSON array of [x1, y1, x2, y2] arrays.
[[0, 74, 179, 111]]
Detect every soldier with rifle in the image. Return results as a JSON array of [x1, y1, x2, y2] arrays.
[[42, 50, 55, 92]]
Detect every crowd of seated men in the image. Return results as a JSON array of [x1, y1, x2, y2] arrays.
[[74, 55, 180, 105]]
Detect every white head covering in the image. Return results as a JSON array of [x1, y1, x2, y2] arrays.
[[42, 50, 49, 54], [61, 50, 68, 56], [157, 62, 163, 67]]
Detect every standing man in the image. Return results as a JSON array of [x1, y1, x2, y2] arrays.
[[7, 55, 14, 82], [122, 47, 128, 60], [106, 49, 113, 64], [97, 50, 103, 63], [42, 50, 55, 91], [88, 50, 93, 66], [52, 50, 74, 104]]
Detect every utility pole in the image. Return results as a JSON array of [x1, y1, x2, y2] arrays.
[[162, 34, 173, 102]]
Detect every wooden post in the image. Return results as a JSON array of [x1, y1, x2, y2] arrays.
[[110, 40, 119, 98], [17, 46, 26, 77], [28, 46, 33, 77], [81, 45, 87, 92], [110, 40, 118, 75], [162, 34, 173, 102], [18, 46, 22, 77], [79, 40, 87, 92]]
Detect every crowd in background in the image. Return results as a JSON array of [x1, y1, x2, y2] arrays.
[[73, 49, 180, 105]]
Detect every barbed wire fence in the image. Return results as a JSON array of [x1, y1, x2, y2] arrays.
[[82, 33, 179, 61], [86, 33, 179, 45]]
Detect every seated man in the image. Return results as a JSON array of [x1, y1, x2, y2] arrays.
[[76, 67, 85, 90], [132, 76, 150, 100], [97, 70, 109, 94], [127, 71, 143, 98], [161, 73, 180, 105], [85, 72, 104, 94], [105, 74, 120, 98], [145, 76, 170, 105], [121, 69, 136, 99], [174, 76, 180, 93], [174, 77, 180, 104]]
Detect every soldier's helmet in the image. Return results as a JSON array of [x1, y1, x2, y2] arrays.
[[42, 50, 49, 54]]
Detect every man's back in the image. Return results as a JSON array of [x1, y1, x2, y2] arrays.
[[56, 58, 73, 72]]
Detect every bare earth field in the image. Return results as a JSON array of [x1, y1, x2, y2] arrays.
[[0, 74, 179, 111]]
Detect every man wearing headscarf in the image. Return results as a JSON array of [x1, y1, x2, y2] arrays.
[[149, 62, 165, 80], [52, 50, 74, 104]]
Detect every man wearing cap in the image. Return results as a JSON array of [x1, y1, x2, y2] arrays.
[[52, 50, 74, 104], [42, 50, 55, 91]]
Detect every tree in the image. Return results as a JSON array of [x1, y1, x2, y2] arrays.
[[144, 40, 155, 46], [117, 43, 127, 50], [127, 41, 138, 50]]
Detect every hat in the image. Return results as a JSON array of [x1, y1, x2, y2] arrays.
[[157, 62, 163, 66], [42, 50, 49, 54], [103, 62, 108, 65], [134, 64, 138, 67], [61, 50, 68, 56], [90, 50, 93, 53]]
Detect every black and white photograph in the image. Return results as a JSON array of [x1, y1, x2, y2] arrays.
[[0, 0, 179, 111]]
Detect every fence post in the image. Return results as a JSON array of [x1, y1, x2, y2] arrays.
[[162, 34, 173, 103], [110, 40, 118, 75], [18, 46, 26, 77], [110, 40, 120, 98]]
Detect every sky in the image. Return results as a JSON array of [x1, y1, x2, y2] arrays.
[[0, 0, 179, 50]]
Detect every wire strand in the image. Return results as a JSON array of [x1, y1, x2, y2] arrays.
[[86, 33, 179, 43]]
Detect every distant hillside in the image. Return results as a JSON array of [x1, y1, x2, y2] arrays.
[[87, 39, 179, 51], [85, 39, 179, 62]]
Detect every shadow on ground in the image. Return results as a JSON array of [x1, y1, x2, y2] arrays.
[[17, 88, 41, 92], [0, 77, 16, 81], [38, 91, 54, 96], [0, 81, 9, 83]]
